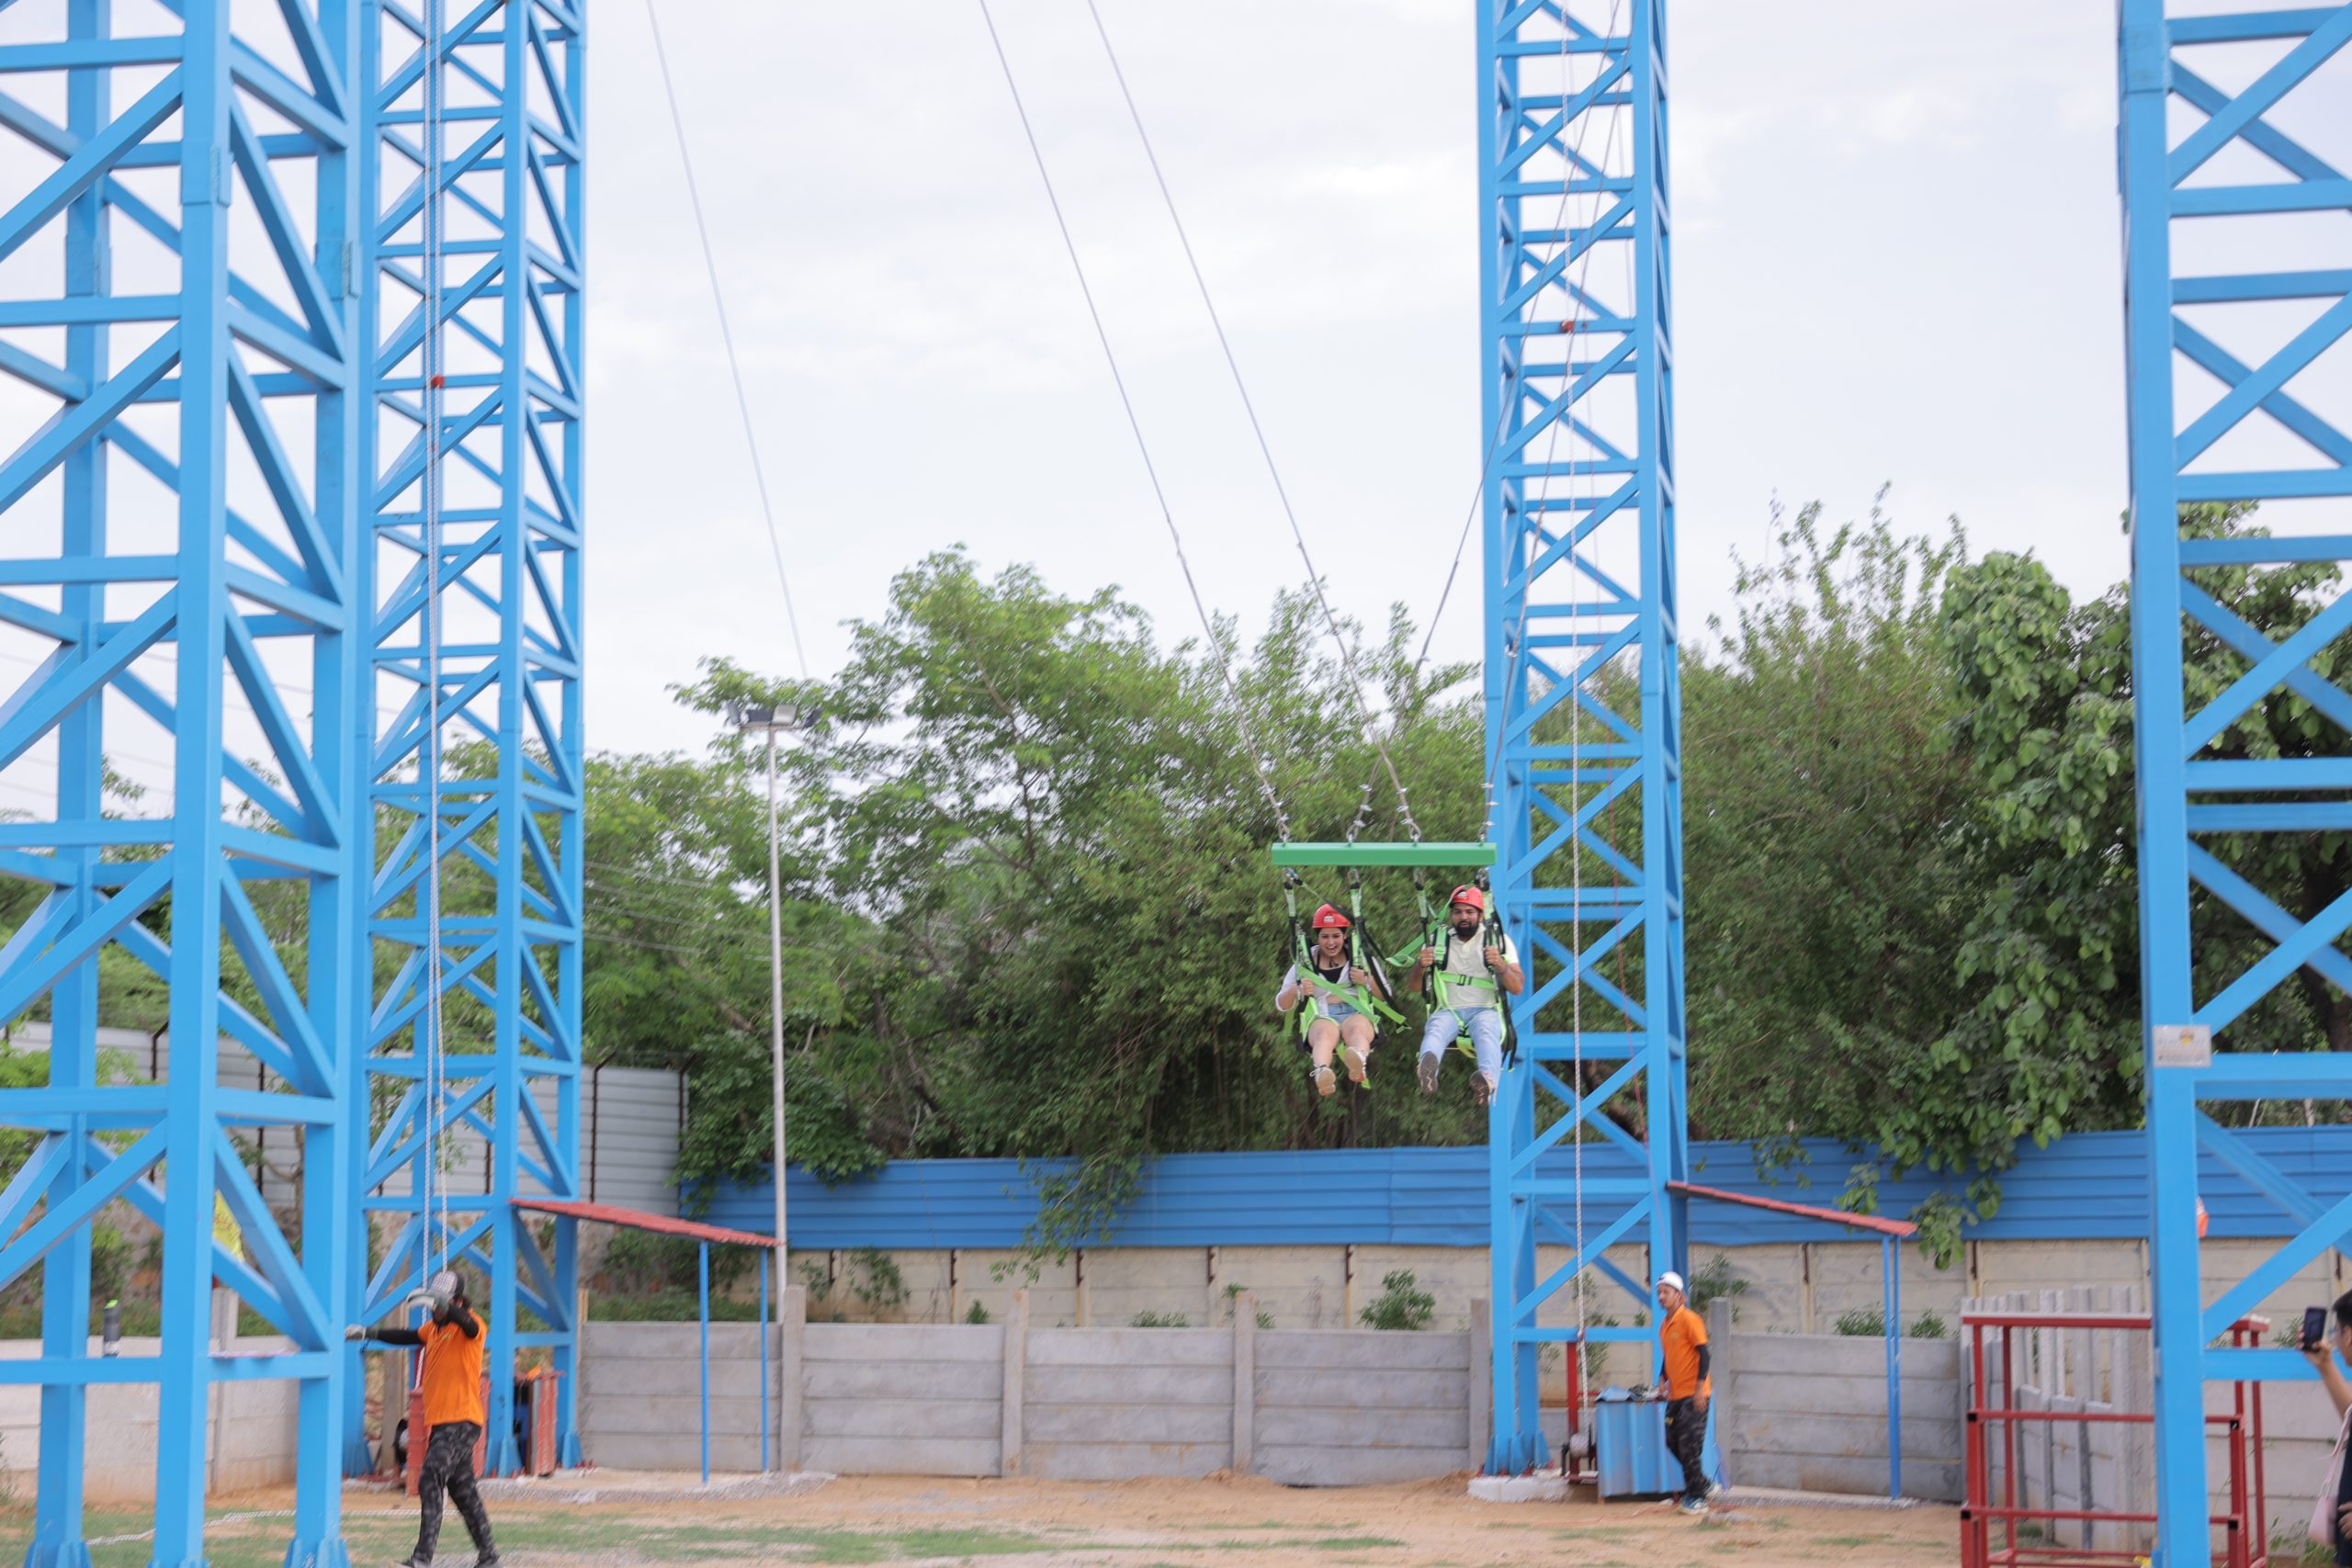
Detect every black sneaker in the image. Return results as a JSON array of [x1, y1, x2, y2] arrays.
[[474, 1555, 503, 1568]]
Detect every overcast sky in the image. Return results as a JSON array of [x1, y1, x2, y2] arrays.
[[586, 0, 2137, 761]]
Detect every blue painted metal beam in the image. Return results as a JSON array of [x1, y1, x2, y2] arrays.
[[1477, 0, 1682, 1475], [2117, 5, 2352, 1562], [351, 0, 585, 1476], [0, 4, 363, 1565]]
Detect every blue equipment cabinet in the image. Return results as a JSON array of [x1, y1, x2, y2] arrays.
[[1590, 1393, 1724, 1499]]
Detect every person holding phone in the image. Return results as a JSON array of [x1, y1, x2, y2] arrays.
[[2302, 1291, 2352, 1563]]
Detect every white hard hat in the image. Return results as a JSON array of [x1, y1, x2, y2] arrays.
[[1657, 1271, 1685, 1294]]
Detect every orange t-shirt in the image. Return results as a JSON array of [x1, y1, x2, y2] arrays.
[[1660, 1303, 1709, 1400], [417, 1314, 488, 1428]]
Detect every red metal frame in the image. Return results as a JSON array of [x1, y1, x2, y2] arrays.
[[1960, 1310, 2270, 1568], [510, 1197, 781, 1249], [1559, 1348, 1593, 1483], [1665, 1180, 1919, 1238]]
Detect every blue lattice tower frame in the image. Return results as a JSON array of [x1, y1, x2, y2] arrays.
[[0, 3, 364, 1564], [2118, 4, 2352, 1562], [1476, 0, 1684, 1472], [351, 0, 584, 1474]]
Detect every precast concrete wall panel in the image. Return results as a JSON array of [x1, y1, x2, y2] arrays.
[[802, 1323, 1002, 1477], [1253, 1330, 1474, 1486], [1710, 1312, 1963, 1501], [1022, 1326, 1234, 1481], [578, 1320, 777, 1473]]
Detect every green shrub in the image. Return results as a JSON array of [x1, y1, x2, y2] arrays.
[[1129, 1310, 1189, 1328], [586, 1292, 772, 1323], [1220, 1280, 1274, 1329], [1359, 1270, 1434, 1332], [964, 1300, 991, 1325], [1686, 1254, 1748, 1317], [846, 1248, 906, 1316], [1834, 1308, 1950, 1339], [599, 1228, 752, 1296]]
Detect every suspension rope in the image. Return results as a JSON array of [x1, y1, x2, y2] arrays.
[[974, 0, 1293, 840], [419, 0, 451, 1298], [641, 0, 810, 680], [1074, 0, 1419, 841]]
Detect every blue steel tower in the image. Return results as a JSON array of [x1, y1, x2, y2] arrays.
[[2119, 4, 2352, 1562], [352, 0, 586, 1473], [0, 4, 364, 1565], [1476, 0, 1683, 1471]]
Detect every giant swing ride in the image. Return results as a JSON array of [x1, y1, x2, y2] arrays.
[[0, 2, 2344, 1566]]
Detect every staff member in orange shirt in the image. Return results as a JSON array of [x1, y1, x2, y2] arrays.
[[1656, 1269, 1713, 1516], [349, 1269, 501, 1568]]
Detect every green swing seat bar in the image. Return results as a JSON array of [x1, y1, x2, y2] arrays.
[[1267, 841, 1498, 870]]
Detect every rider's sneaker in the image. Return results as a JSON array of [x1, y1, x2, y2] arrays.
[[1342, 1045, 1370, 1085], [1417, 1055, 1439, 1094], [1312, 1065, 1337, 1097]]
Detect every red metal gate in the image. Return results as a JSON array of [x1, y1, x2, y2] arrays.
[[1960, 1308, 2270, 1568]]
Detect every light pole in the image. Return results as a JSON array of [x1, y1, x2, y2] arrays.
[[729, 701, 809, 1249]]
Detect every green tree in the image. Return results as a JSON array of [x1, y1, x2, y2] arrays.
[[1683, 497, 1975, 1181], [1868, 502, 2352, 1256]]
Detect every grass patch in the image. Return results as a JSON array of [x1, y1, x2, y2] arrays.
[[1303, 1540, 1407, 1551], [1816, 1537, 1878, 1549]]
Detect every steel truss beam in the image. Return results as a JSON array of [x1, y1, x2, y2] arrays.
[[2118, 4, 2352, 1562], [353, 0, 584, 1474], [1476, 0, 1682, 1472], [0, 2, 363, 1563]]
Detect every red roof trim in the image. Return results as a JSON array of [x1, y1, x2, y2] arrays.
[[1667, 1179, 1918, 1238], [511, 1198, 781, 1249]]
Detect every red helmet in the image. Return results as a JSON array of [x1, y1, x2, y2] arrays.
[[1310, 904, 1351, 931], [1448, 885, 1486, 912]]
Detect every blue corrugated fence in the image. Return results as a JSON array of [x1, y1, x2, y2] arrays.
[[693, 1127, 2352, 1249]]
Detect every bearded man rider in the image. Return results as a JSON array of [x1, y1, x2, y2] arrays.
[[1405, 885, 1522, 1107]]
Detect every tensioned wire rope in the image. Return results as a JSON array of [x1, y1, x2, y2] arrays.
[[640, 0, 811, 682], [972, 0, 1295, 841], [1070, 0, 1426, 848], [1079, 0, 1629, 1412], [420, 0, 450, 1303]]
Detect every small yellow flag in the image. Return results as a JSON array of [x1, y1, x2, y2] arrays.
[[213, 1193, 244, 1263]]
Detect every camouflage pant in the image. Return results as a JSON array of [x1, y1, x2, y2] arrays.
[[414, 1420, 494, 1562]]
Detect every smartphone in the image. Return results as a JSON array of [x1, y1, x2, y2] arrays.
[[2304, 1305, 2328, 1350]]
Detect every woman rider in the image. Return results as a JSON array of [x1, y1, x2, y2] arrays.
[[1276, 904, 1381, 1097]]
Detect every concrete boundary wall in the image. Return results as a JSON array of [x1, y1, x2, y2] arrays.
[[804, 1321, 1002, 1477], [772, 1235, 2344, 1342], [0, 1326, 300, 1502], [579, 1319, 777, 1473], [581, 1290, 1493, 1485], [1709, 1301, 1964, 1501]]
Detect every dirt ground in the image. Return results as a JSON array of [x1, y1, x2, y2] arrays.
[[7, 1472, 1962, 1568]]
